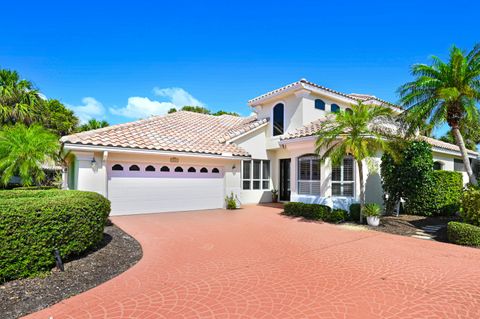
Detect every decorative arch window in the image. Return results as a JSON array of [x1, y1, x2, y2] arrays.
[[112, 164, 123, 171], [331, 104, 340, 113], [200, 167, 208, 173], [331, 157, 355, 197], [145, 165, 156, 172], [433, 161, 444, 170], [212, 168, 220, 173], [160, 166, 170, 172], [314, 99, 325, 110], [298, 155, 321, 195], [188, 167, 196, 173], [273, 103, 284, 136], [174, 166, 184, 172], [129, 165, 140, 171], [346, 108, 353, 114]]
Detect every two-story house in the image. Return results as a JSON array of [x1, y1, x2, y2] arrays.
[[61, 79, 478, 215]]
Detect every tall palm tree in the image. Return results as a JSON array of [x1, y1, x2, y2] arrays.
[[399, 44, 480, 185], [0, 68, 42, 125], [78, 119, 109, 132], [315, 102, 395, 222], [0, 124, 59, 186]]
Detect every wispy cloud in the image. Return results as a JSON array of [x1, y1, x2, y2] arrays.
[[67, 97, 105, 123], [109, 87, 205, 119]]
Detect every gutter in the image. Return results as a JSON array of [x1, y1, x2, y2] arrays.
[[62, 143, 250, 160]]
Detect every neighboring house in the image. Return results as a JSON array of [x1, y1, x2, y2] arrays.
[[61, 79, 478, 215]]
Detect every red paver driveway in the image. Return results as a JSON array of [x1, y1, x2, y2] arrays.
[[26, 205, 480, 319]]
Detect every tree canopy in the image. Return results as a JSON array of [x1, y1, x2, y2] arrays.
[[168, 105, 240, 117]]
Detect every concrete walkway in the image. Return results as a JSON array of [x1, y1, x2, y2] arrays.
[[25, 205, 480, 318]]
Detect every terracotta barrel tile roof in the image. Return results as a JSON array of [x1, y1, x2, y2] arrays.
[[61, 111, 262, 157]]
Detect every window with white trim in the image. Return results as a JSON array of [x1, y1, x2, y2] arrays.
[[454, 159, 465, 172], [331, 157, 354, 197], [297, 155, 320, 195], [242, 160, 270, 190]]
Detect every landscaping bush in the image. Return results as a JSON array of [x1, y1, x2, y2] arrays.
[[349, 203, 361, 221], [13, 186, 58, 190], [461, 187, 480, 226], [325, 209, 347, 223], [447, 221, 480, 247], [283, 202, 331, 220], [0, 189, 110, 282]]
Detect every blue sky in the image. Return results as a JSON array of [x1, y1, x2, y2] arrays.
[[1, 0, 478, 136]]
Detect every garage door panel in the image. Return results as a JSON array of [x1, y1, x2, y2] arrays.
[[108, 175, 225, 215]]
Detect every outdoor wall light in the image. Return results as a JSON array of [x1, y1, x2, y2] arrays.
[[232, 164, 236, 171], [91, 157, 97, 169]]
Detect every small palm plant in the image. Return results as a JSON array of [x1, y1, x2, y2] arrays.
[[398, 44, 480, 185], [363, 203, 382, 217], [315, 101, 395, 222], [0, 124, 59, 186]]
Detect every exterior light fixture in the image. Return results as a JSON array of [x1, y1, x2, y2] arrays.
[[91, 157, 97, 169]]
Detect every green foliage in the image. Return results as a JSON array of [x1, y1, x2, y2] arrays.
[[327, 209, 348, 223], [461, 188, 480, 226], [349, 203, 361, 221], [363, 203, 381, 217], [225, 192, 237, 209], [0, 124, 59, 186], [447, 221, 480, 247], [0, 189, 111, 282], [212, 110, 240, 116], [14, 186, 58, 190], [78, 119, 109, 132], [170, 105, 240, 117], [283, 202, 331, 221], [41, 99, 79, 136], [167, 107, 177, 114]]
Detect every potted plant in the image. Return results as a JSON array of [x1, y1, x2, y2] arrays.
[[363, 203, 382, 226], [271, 188, 279, 203]]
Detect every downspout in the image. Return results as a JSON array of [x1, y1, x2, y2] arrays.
[[103, 151, 109, 198]]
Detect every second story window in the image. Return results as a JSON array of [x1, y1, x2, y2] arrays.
[[331, 104, 340, 113], [273, 103, 284, 136], [315, 99, 325, 110]]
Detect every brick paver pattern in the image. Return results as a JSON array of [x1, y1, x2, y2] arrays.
[[25, 205, 480, 318]]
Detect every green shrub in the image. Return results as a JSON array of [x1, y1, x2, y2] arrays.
[[0, 190, 110, 282], [283, 202, 331, 220], [461, 188, 480, 226], [13, 186, 58, 190], [447, 221, 480, 247], [225, 192, 237, 209], [349, 203, 361, 221], [325, 209, 347, 223]]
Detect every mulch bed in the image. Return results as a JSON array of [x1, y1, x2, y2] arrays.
[[0, 222, 142, 319], [363, 214, 459, 242]]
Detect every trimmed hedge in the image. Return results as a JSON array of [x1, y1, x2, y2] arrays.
[[13, 186, 58, 191], [461, 188, 480, 226], [327, 209, 348, 223], [349, 203, 361, 221], [0, 189, 110, 282], [284, 202, 331, 220], [447, 222, 480, 247]]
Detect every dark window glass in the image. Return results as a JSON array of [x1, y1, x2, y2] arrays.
[[312, 159, 321, 180], [331, 104, 340, 113], [315, 99, 325, 110], [200, 167, 208, 173], [160, 166, 170, 172], [174, 166, 183, 172], [253, 181, 260, 190], [262, 160, 270, 179], [273, 103, 284, 136], [212, 168, 220, 173], [332, 183, 342, 196], [433, 161, 443, 170], [129, 165, 140, 171], [299, 158, 310, 180], [331, 165, 341, 181], [343, 183, 354, 197], [454, 159, 464, 172], [243, 181, 251, 190], [188, 167, 196, 173], [243, 161, 251, 179], [343, 158, 354, 181], [262, 181, 270, 189], [112, 164, 123, 171], [253, 160, 261, 179], [346, 108, 353, 114], [145, 165, 155, 172]]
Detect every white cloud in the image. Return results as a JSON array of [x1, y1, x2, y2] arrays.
[[109, 97, 176, 119], [109, 87, 205, 119], [67, 97, 105, 123]]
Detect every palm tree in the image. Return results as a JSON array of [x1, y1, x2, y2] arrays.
[[398, 44, 480, 185], [0, 124, 59, 186], [0, 68, 42, 125], [315, 102, 395, 222], [78, 119, 109, 132]]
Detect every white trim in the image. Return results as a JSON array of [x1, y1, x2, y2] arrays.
[[279, 135, 316, 145], [63, 143, 248, 160], [225, 122, 269, 144], [431, 146, 477, 159]]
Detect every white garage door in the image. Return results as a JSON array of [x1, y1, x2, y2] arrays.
[[107, 163, 225, 215]]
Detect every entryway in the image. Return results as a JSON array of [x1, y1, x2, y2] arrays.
[[279, 158, 291, 201]]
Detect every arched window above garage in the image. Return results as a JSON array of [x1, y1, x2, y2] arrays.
[[129, 165, 140, 171], [112, 164, 123, 171]]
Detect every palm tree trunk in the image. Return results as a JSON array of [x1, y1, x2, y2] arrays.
[[357, 159, 365, 223], [452, 127, 477, 185]]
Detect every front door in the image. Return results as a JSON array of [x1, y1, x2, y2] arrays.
[[279, 159, 291, 201]]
